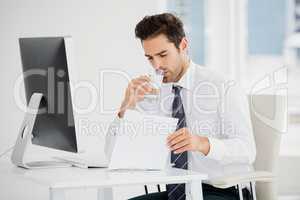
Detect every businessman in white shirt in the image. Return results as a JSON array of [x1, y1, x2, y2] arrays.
[[106, 13, 256, 200]]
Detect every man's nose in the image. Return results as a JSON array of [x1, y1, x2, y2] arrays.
[[152, 59, 162, 70]]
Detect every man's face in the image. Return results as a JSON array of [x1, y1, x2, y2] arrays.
[[142, 34, 187, 83]]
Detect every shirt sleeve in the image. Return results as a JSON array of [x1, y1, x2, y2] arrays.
[[205, 84, 256, 165]]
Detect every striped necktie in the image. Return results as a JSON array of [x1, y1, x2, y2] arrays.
[[166, 85, 188, 200]]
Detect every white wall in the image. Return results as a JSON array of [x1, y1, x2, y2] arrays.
[[0, 0, 160, 152], [0, 0, 163, 199], [205, 0, 247, 83]]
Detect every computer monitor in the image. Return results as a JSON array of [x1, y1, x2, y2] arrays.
[[11, 37, 78, 168]]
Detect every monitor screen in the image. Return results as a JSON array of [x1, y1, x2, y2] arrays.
[[19, 37, 78, 152]]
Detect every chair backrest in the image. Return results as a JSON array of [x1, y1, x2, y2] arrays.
[[248, 95, 287, 200]]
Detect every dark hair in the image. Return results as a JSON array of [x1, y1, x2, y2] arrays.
[[135, 13, 185, 49]]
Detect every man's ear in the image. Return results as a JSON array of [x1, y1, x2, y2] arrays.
[[179, 37, 188, 52]]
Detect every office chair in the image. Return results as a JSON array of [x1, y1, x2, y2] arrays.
[[207, 94, 287, 200]]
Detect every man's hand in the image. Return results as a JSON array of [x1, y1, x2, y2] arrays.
[[118, 75, 158, 118], [167, 127, 210, 155]]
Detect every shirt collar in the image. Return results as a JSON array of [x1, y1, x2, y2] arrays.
[[173, 60, 195, 91]]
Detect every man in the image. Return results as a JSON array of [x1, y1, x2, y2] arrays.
[[105, 13, 256, 200]]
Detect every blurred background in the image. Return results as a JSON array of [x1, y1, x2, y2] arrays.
[[0, 0, 299, 199]]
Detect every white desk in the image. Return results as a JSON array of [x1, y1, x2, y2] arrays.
[[0, 160, 207, 200]]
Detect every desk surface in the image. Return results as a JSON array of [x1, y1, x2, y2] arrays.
[[0, 160, 207, 189]]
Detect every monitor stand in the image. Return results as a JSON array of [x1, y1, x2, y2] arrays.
[[11, 93, 72, 169]]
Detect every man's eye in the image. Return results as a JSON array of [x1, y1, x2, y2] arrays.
[[160, 54, 167, 57], [148, 57, 153, 61]]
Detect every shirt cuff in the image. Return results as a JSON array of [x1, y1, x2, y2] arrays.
[[206, 137, 226, 162], [108, 116, 122, 137]]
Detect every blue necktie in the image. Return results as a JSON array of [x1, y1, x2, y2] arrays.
[[166, 85, 188, 200]]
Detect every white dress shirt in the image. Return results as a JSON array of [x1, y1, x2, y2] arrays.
[[105, 61, 256, 181]]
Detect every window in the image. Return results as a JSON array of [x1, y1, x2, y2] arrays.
[[248, 0, 286, 55]]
